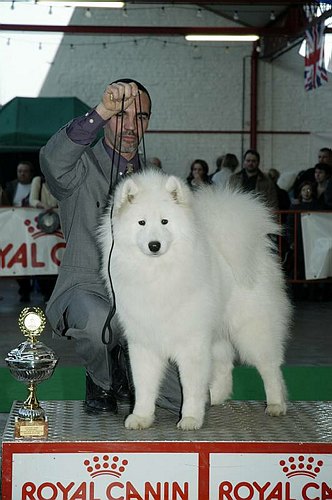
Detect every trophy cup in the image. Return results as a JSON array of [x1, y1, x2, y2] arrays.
[[6, 307, 58, 439]]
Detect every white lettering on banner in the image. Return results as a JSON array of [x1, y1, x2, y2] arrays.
[[12, 452, 198, 499], [210, 454, 332, 500], [0, 207, 65, 276]]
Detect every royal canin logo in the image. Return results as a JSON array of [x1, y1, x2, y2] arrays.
[[24, 216, 63, 239], [84, 455, 128, 478], [279, 455, 324, 478]]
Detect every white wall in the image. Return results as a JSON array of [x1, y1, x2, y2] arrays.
[[39, 4, 332, 179]]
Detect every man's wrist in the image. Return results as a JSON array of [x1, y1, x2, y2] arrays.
[[95, 102, 116, 121]]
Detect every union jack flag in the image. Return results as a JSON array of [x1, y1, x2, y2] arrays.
[[304, 21, 328, 91]]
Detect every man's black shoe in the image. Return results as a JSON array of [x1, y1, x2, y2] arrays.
[[111, 344, 134, 403], [85, 372, 118, 414], [113, 378, 134, 403]]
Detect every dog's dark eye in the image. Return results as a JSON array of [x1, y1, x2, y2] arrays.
[[138, 220, 146, 226], [161, 219, 168, 225]]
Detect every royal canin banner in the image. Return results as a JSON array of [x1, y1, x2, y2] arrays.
[[0, 207, 65, 276], [2, 442, 332, 500]]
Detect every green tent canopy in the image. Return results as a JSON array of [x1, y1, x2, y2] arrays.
[[0, 96, 91, 151]]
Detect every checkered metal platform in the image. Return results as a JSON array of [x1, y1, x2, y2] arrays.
[[2, 400, 332, 443]]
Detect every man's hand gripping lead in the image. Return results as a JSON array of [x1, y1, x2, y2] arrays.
[[95, 81, 139, 121]]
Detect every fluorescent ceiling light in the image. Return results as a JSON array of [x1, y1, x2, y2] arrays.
[[37, 1, 124, 7], [185, 35, 259, 42]]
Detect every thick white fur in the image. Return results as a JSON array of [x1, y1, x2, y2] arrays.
[[98, 170, 291, 430]]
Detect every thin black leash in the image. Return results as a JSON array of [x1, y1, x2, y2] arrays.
[[136, 92, 148, 169], [101, 95, 126, 345]]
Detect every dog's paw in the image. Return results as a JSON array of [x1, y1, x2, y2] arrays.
[[125, 413, 154, 430], [177, 416, 203, 431], [265, 403, 287, 417]]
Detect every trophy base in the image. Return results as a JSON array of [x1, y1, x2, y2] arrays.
[[14, 416, 48, 439]]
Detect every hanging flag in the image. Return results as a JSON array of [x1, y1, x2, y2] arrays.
[[304, 21, 328, 91]]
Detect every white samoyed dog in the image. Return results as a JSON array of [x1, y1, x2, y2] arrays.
[[98, 170, 291, 431]]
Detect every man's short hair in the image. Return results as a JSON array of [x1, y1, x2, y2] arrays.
[[243, 149, 260, 164], [18, 160, 34, 172]]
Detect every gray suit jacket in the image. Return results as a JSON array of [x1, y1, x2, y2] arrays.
[[40, 127, 121, 332]]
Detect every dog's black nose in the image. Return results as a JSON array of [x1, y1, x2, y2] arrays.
[[148, 241, 161, 253]]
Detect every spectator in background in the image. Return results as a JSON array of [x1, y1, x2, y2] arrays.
[[318, 147, 332, 167], [186, 159, 212, 189], [290, 181, 320, 211], [290, 147, 332, 203], [229, 149, 278, 208], [209, 155, 224, 181], [267, 168, 290, 210], [313, 163, 330, 208], [211, 153, 239, 187], [29, 175, 58, 210], [5, 161, 34, 207], [5, 161, 34, 302]]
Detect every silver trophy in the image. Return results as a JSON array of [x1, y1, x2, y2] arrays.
[[6, 307, 58, 438]]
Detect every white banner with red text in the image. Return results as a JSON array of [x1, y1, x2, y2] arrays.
[[0, 207, 65, 276]]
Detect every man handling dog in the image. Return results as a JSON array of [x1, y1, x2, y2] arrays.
[[40, 79, 182, 415]]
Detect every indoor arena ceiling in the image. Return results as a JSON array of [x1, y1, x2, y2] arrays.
[[3, 1, 332, 60], [127, 1, 332, 59]]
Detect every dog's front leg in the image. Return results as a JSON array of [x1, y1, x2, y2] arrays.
[[176, 346, 210, 430], [125, 343, 164, 430]]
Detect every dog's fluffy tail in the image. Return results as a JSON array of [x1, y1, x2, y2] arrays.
[[194, 185, 281, 287]]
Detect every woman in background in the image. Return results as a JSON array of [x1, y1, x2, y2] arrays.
[[186, 159, 211, 189]]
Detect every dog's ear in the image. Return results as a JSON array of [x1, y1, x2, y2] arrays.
[[114, 177, 139, 211], [165, 176, 188, 204]]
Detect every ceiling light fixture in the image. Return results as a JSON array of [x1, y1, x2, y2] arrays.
[[185, 34, 259, 42], [36, 1, 124, 8]]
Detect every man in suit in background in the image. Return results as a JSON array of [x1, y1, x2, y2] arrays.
[[229, 149, 278, 208], [5, 161, 34, 207]]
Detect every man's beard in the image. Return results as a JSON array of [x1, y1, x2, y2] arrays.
[[113, 132, 138, 153]]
